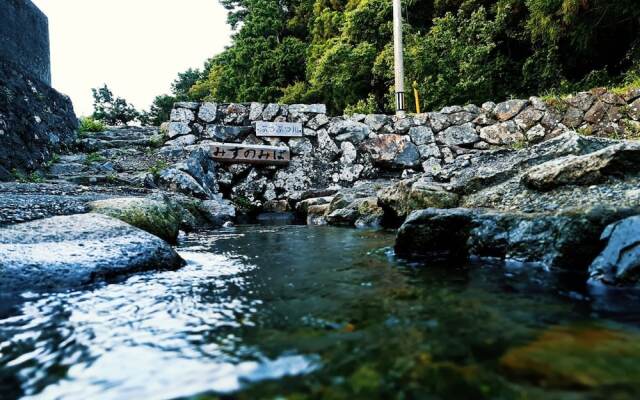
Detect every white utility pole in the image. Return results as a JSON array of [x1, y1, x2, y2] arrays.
[[393, 0, 406, 116]]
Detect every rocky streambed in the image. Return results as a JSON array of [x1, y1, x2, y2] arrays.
[[2, 94, 640, 398]]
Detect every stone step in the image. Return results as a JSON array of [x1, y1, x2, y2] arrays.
[[79, 138, 155, 152]]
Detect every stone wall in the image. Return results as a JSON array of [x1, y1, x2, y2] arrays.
[[159, 87, 640, 210], [0, 61, 77, 179], [0, 0, 51, 85]]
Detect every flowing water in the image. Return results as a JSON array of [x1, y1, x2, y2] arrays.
[[2, 225, 640, 400]]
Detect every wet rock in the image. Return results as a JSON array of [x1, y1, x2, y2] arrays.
[[0, 213, 183, 293], [494, 100, 528, 121], [395, 206, 636, 268], [326, 197, 382, 228], [363, 134, 421, 169], [501, 325, 640, 388], [198, 195, 236, 226], [89, 197, 183, 243], [296, 196, 334, 215], [522, 142, 640, 191], [438, 123, 479, 146], [307, 204, 330, 225], [378, 178, 459, 221], [263, 199, 291, 212], [589, 216, 640, 286]]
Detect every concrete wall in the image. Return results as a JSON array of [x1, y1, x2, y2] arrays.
[[0, 0, 51, 84]]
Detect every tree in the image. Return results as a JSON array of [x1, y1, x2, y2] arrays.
[[91, 85, 138, 126], [183, 0, 640, 114]]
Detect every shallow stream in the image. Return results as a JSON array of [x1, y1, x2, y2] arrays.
[[2, 225, 640, 399]]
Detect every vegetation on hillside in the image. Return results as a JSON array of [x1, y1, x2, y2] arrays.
[[182, 0, 639, 115]]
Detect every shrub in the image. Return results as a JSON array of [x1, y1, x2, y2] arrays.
[[78, 117, 106, 134]]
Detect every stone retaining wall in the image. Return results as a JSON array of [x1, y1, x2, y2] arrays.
[[0, 0, 51, 84], [159, 87, 640, 210]]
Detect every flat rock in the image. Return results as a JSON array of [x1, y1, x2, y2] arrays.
[[522, 142, 640, 191], [0, 213, 183, 293]]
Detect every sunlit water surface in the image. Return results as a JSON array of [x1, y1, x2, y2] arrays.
[[1, 225, 640, 400]]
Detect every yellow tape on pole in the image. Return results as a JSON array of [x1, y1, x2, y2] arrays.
[[413, 81, 421, 114]]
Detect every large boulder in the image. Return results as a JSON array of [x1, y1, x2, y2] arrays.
[[589, 216, 640, 286], [522, 142, 640, 191], [435, 132, 614, 194], [377, 178, 459, 222], [395, 206, 639, 269], [89, 197, 184, 243], [0, 213, 183, 293]]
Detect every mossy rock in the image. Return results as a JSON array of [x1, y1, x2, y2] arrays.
[[501, 324, 640, 388], [89, 197, 183, 243]]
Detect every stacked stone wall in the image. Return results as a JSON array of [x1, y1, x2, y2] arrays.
[[159, 87, 640, 209]]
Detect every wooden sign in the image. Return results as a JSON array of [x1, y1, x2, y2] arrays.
[[255, 121, 303, 137], [207, 142, 290, 165]]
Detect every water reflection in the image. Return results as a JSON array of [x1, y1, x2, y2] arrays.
[[0, 226, 639, 399]]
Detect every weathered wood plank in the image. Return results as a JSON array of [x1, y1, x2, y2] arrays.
[[255, 121, 303, 137], [207, 142, 290, 165]]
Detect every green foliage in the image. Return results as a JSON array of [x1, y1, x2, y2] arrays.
[[84, 152, 106, 165], [183, 0, 640, 114], [91, 85, 139, 126], [78, 117, 106, 134], [148, 160, 170, 178], [12, 169, 44, 183], [139, 94, 176, 127]]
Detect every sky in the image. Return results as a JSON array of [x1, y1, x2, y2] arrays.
[[31, 0, 232, 116]]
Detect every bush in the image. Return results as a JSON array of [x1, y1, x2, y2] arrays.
[[78, 117, 106, 134]]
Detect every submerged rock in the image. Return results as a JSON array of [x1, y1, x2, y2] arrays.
[[0, 213, 183, 293], [589, 216, 640, 286], [501, 325, 640, 388]]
